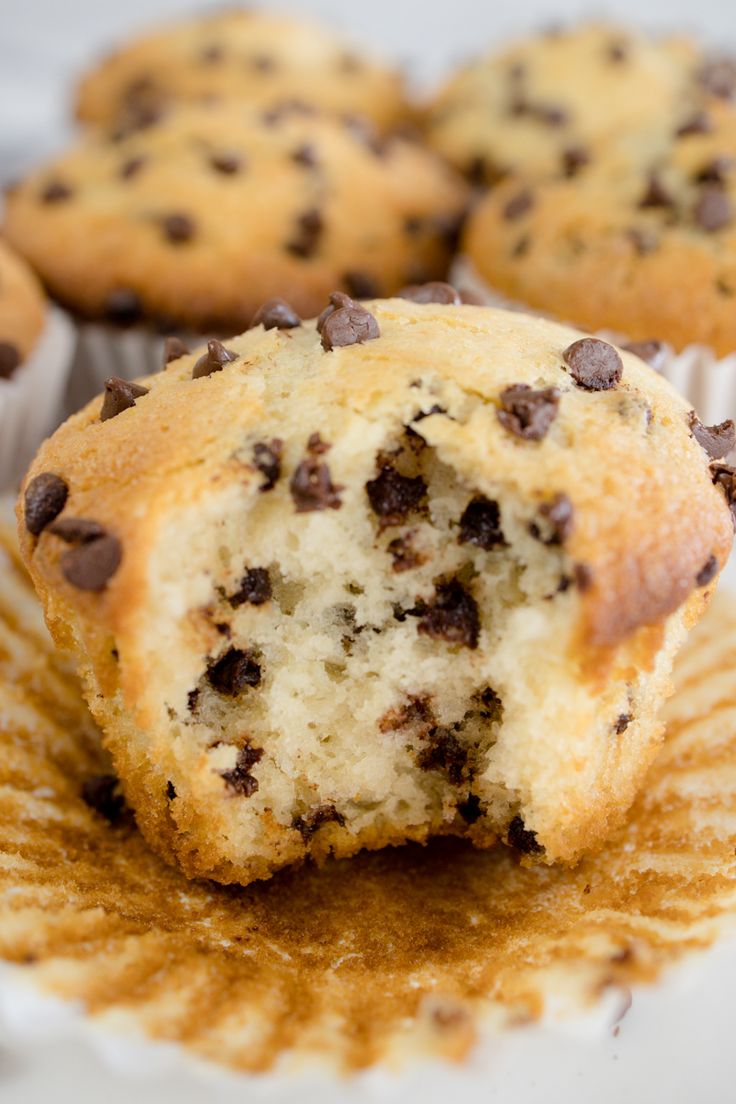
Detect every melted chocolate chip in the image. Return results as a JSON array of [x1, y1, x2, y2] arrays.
[[638, 173, 674, 209], [286, 208, 323, 258], [458, 496, 505, 550], [613, 714, 632, 735], [209, 151, 242, 174], [220, 743, 263, 797], [253, 439, 282, 491], [497, 384, 560, 440], [291, 144, 317, 167], [457, 793, 483, 824], [81, 774, 129, 824], [343, 271, 379, 299], [162, 213, 195, 243], [417, 727, 468, 785], [366, 466, 426, 528], [24, 472, 68, 536], [418, 578, 480, 649], [563, 338, 623, 391], [398, 281, 461, 305], [622, 340, 667, 371], [688, 411, 736, 460], [290, 439, 342, 512], [100, 376, 149, 421], [696, 554, 719, 587], [676, 111, 712, 138], [228, 567, 272, 608], [120, 156, 146, 180], [561, 145, 590, 177], [531, 493, 574, 545], [321, 303, 380, 350], [507, 814, 542, 854], [163, 335, 188, 366], [104, 288, 143, 326], [41, 180, 72, 203], [0, 342, 20, 379], [694, 187, 733, 232], [293, 804, 346, 840], [207, 649, 262, 696], [192, 339, 238, 379], [503, 188, 534, 220], [250, 298, 301, 330], [60, 533, 122, 591], [48, 518, 105, 543]]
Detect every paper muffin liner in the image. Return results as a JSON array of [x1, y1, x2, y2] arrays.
[[452, 256, 736, 427], [0, 306, 75, 491]]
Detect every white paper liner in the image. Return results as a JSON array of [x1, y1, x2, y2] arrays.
[[452, 256, 736, 426], [0, 307, 75, 491]]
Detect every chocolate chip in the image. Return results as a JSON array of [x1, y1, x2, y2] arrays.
[[48, 518, 105, 543], [638, 173, 674, 209], [561, 145, 590, 177], [507, 814, 542, 854], [60, 533, 122, 591], [343, 271, 379, 299], [694, 156, 733, 185], [81, 774, 129, 824], [187, 688, 200, 713], [100, 376, 149, 421], [607, 38, 629, 63], [162, 213, 195, 243], [366, 466, 426, 528], [228, 567, 272, 608], [536, 104, 568, 126], [695, 554, 719, 588], [417, 727, 468, 785], [251, 54, 276, 72], [290, 438, 342, 512], [563, 337, 623, 391], [0, 341, 20, 379], [250, 298, 301, 330], [200, 43, 224, 63], [40, 180, 72, 203], [286, 208, 323, 258], [676, 111, 712, 138], [503, 189, 534, 220], [24, 472, 68, 536], [120, 156, 146, 180], [192, 339, 238, 379], [317, 291, 355, 332], [694, 187, 733, 232], [253, 439, 282, 490], [398, 281, 461, 305], [497, 384, 560, 440], [291, 144, 317, 167], [574, 563, 594, 591], [104, 288, 143, 326], [163, 335, 188, 366], [458, 496, 505, 550], [207, 648, 261, 696], [688, 411, 736, 460], [209, 151, 242, 174], [710, 462, 736, 524], [613, 713, 632, 735], [166, 781, 177, 800], [220, 743, 263, 797], [622, 340, 667, 371], [320, 303, 380, 350], [293, 804, 346, 840], [387, 534, 424, 572], [531, 493, 574, 545], [457, 793, 483, 823], [418, 578, 480, 649], [698, 57, 736, 99]]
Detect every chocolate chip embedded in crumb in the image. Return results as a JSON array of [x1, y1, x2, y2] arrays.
[[563, 337, 623, 391], [162, 213, 195, 243], [228, 567, 272, 608], [398, 281, 461, 305], [613, 714, 632, 735], [293, 804, 346, 840], [40, 180, 73, 203], [418, 578, 480, 649], [81, 774, 129, 824], [0, 341, 20, 380], [503, 188, 534, 220], [24, 472, 68, 536], [48, 518, 105, 543], [321, 302, 380, 351], [286, 208, 323, 258], [694, 187, 733, 232], [622, 340, 667, 371], [366, 466, 427, 528], [688, 411, 736, 460], [696, 554, 719, 587], [638, 173, 674, 209], [417, 727, 468, 785], [220, 743, 264, 797], [209, 151, 242, 174], [457, 793, 483, 823], [253, 439, 282, 491], [290, 439, 343, 512], [710, 463, 736, 526], [100, 376, 149, 421], [192, 339, 238, 379], [507, 814, 542, 854], [163, 335, 188, 366], [497, 384, 560, 440], [207, 648, 262, 696], [61, 533, 122, 591], [166, 781, 177, 800], [387, 534, 425, 572], [250, 298, 301, 330], [607, 38, 629, 63], [104, 288, 143, 326], [694, 157, 733, 185], [561, 145, 590, 177], [531, 493, 574, 545], [458, 496, 505, 550]]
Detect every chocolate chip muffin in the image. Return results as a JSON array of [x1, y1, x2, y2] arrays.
[[0, 237, 47, 381], [76, 7, 408, 133], [3, 104, 467, 333], [18, 294, 733, 885]]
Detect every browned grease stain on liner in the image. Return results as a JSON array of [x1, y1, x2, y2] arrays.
[[1, 513, 736, 1074]]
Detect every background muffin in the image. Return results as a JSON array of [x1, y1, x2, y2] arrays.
[[18, 295, 732, 885], [0, 237, 47, 378]]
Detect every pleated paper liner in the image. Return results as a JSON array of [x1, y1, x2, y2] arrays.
[[1, 504, 736, 1078]]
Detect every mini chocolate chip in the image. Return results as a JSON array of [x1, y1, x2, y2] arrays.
[[0, 341, 20, 379], [622, 340, 667, 371], [398, 281, 461, 305], [503, 188, 534, 220], [694, 187, 733, 232], [290, 441, 343, 512], [563, 337, 623, 391], [507, 814, 542, 854], [457, 793, 483, 823], [286, 208, 323, 258], [638, 173, 674, 209], [317, 292, 355, 332], [100, 376, 149, 421], [192, 339, 238, 378], [209, 151, 242, 174], [688, 411, 736, 459], [207, 648, 261, 696], [162, 213, 195, 243], [696, 554, 719, 587], [228, 567, 272, 607], [41, 180, 72, 203], [343, 271, 379, 299], [561, 145, 590, 177], [250, 298, 301, 330], [61, 533, 122, 591], [220, 743, 263, 797], [531, 493, 574, 545], [458, 496, 505, 550], [163, 335, 188, 366], [81, 774, 129, 824], [104, 288, 143, 325], [293, 804, 346, 839], [497, 384, 560, 440], [291, 144, 317, 167], [24, 473, 68, 536], [698, 57, 736, 99], [253, 439, 282, 491], [48, 518, 105, 543], [418, 578, 480, 649], [120, 156, 146, 180], [676, 111, 712, 138], [366, 466, 427, 528], [417, 727, 467, 785], [613, 713, 632, 735], [321, 303, 380, 350]]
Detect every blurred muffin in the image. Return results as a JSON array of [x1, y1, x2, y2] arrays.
[[18, 294, 732, 885], [0, 237, 46, 379], [76, 7, 408, 133]]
